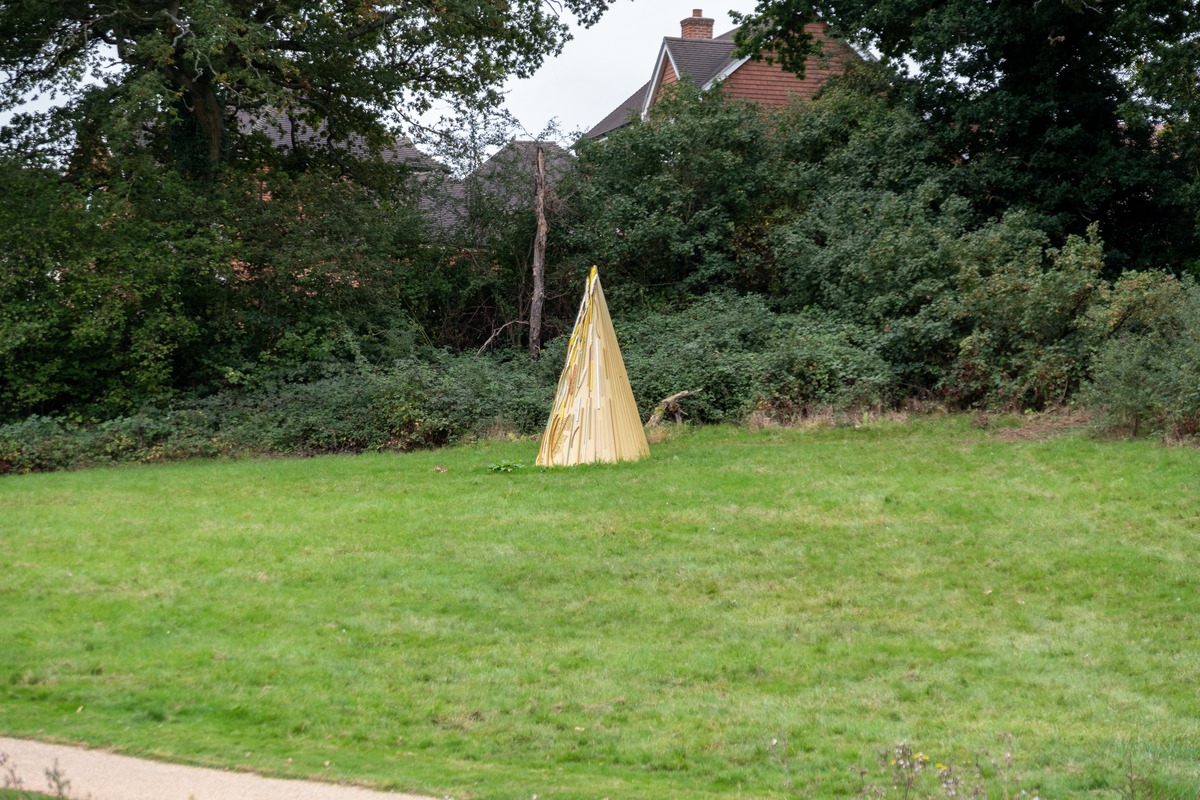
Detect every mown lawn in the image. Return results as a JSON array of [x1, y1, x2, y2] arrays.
[[1, 417, 1197, 799]]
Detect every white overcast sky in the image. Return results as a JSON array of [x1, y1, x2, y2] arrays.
[[500, 1, 760, 137]]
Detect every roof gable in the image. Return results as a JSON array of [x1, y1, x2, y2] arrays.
[[423, 140, 575, 241], [585, 18, 864, 140], [237, 110, 446, 173], [664, 37, 739, 86], [641, 36, 738, 116]]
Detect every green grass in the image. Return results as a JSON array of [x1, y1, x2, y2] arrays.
[[1, 417, 1198, 799]]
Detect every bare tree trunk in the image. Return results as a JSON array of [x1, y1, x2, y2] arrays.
[[162, 64, 225, 168], [191, 77, 226, 167], [529, 145, 547, 357]]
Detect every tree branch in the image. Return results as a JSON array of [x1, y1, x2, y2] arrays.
[[346, 10, 402, 41], [477, 319, 528, 354]]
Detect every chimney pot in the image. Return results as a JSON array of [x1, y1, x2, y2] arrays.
[[681, 9, 714, 39]]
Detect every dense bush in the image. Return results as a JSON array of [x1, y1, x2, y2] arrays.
[[619, 294, 897, 423], [619, 294, 778, 422], [758, 313, 896, 411], [1084, 272, 1200, 438], [0, 352, 556, 474], [949, 220, 1106, 409], [2, 295, 911, 474], [0, 153, 450, 424], [0, 412, 226, 474], [0, 160, 211, 421]]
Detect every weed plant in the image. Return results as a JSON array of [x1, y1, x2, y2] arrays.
[[0, 753, 69, 800]]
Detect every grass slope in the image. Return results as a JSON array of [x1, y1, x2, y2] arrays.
[[1, 417, 1197, 798]]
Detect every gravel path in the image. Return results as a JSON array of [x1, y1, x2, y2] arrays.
[[0, 738, 441, 800]]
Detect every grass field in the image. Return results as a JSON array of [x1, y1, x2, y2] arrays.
[[1, 416, 1197, 799]]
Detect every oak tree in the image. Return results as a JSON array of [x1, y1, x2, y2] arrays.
[[1, 0, 616, 167]]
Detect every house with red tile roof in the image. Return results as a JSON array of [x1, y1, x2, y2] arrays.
[[586, 9, 863, 140]]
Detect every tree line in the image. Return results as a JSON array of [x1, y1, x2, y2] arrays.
[[2, 0, 1199, 470]]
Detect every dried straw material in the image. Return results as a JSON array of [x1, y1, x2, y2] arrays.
[[536, 267, 649, 467]]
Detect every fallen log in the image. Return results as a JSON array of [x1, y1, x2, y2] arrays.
[[645, 390, 696, 427]]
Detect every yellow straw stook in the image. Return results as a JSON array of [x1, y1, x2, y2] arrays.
[[536, 268, 649, 467]]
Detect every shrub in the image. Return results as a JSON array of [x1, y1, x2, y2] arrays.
[[760, 313, 896, 411], [618, 294, 897, 423], [0, 351, 557, 474], [0, 416, 81, 474], [0, 411, 227, 474], [417, 350, 558, 439], [1084, 272, 1200, 439], [618, 294, 778, 423], [949, 219, 1106, 409], [195, 368, 448, 453]]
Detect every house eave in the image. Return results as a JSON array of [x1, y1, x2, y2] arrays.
[[702, 54, 751, 90], [640, 42, 680, 119]]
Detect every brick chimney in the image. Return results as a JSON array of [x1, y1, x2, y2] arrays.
[[680, 9, 714, 40]]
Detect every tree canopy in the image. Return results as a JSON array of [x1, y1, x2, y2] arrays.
[[0, 0, 615, 166], [733, 0, 1200, 272]]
